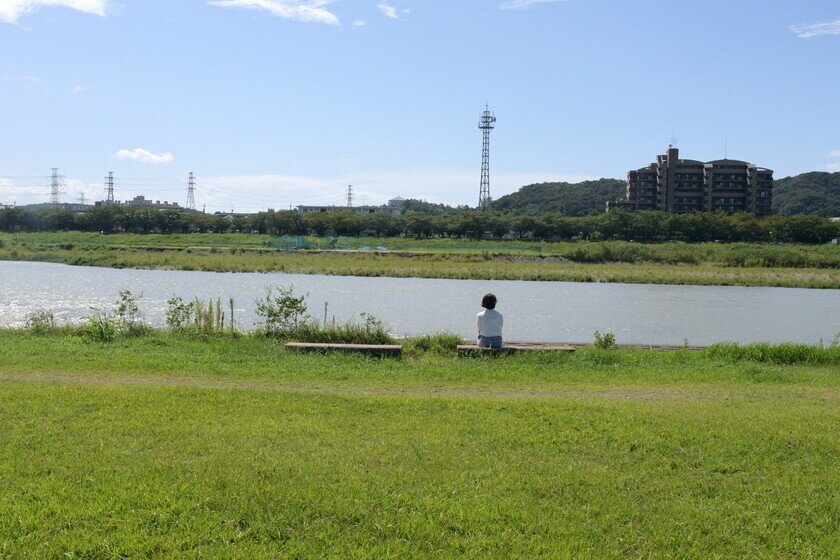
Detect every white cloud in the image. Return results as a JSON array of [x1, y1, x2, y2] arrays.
[[352, 18, 365, 26], [826, 163, 840, 172], [113, 148, 175, 165], [71, 84, 91, 94], [499, 0, 566, 9], [23, 74, 43, 84], [377, 1, 398, 19], [0, 0, 107, 24], [790, 19, 840, 38], [827, 150, 840, 158], [208, 0, 339, 26]]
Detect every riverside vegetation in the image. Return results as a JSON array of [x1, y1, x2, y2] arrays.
[[2, 232, 840, 288], [1, 304, 838, 557]]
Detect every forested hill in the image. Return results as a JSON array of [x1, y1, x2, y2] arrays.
[[493, 173, 840, 216], [773, 172, 840, 217], [491, 179, 625, 216]]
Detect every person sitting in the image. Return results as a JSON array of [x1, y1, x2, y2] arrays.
[[476, 293, 503, 349]]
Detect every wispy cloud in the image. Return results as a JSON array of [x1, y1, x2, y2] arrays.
[[0, 0, 108, 25], [71, 84, 91, 94], [827, 150, 840, 158], [826, 163, 840, 172], [499, 0, 566, 10], [208, 0, 339, 26], [352, 18, 365, 26], [23, 74, 43, 84], [790, 19, 840, 38], [377, 1, 398, 19], [113, 148, 175, 165]]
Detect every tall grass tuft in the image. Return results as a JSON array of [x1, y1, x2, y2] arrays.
[[703, 343, 840, 366], [407, 333, 464, 356]]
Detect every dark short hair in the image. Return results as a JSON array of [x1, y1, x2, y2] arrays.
[[481, 293, 497, 309]]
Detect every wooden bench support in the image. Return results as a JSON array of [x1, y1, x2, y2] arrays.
[[286, 342, 403, 357]]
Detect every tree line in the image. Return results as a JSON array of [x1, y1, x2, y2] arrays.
[[1, 206, 838, 244]]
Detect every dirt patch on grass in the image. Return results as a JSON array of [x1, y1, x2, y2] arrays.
[[2, 371, 834, 403]]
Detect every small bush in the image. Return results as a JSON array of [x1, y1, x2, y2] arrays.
[[593, 330, 616, 349], [255, 286, 309, 333], [115, 290, 146, 335], [408, 333, 464, 355], [24, 310, 57, 335], [165, 297, 195, 330], [166, 296, 235, 334], [81, 312, 117, 342]]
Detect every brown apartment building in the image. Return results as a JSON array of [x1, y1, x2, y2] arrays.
[[607, 147, 773, 217]]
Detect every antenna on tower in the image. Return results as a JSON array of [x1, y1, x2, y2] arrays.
[[105, 172, 115, 205], [346, 184, 354, 207], [187, 172, 196, 210], [724, 137, 728, 159], [669, 128, 678, 148], [478, 104, 496, 211], [50, 168, 64, 208]]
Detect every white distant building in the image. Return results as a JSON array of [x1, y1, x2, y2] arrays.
[[96, 195, 182, 210]]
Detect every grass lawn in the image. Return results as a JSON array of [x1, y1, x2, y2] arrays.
[[0, 332, 838, 558]]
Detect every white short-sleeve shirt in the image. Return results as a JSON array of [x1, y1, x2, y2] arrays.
[[477, 308, 503, 337]]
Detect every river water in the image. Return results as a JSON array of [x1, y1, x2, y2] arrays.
[[0, 261, 837, 345]]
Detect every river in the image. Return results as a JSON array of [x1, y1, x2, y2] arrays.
[[0, 261, 837, 345]]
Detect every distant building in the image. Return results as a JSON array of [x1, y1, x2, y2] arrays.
[[95, 195, 182, 210], [607, 147, 773, 217], [297, 204, 401, 217]]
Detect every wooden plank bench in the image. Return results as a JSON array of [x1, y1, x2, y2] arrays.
[[286, 342, 403, 357], [457, 344, 576, 356]]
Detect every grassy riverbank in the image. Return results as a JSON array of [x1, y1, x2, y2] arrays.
[[1, 330, 838, 558], [1, 232, 839, 288]]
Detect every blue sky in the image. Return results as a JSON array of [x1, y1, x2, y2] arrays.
[[1, 0, 839, 211]]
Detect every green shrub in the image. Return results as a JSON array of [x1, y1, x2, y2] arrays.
[[166, 296, 235, 334], [593, 331, 616, 349], [113, 290, 149, 335], [24, 310, 57, 335], [255, 286, 309, 333], [81, 312, 117, 342]]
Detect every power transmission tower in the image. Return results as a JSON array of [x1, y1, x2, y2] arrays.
[[78, 192, 87, 206], [105, 172, 115, 205], [346, 184, 354, 207], [187, 172, 196, 210], [50, 168, 64, 208], [478, 104, 496, 211]]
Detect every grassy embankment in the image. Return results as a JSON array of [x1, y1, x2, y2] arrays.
[[0, 329, 838, 558], [1, 232, 839, 288]]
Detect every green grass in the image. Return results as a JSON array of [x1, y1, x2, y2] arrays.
[[0, 331, 838, 558], [1, 232, 839, 288]]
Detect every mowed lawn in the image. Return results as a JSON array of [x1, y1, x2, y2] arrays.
[[0, 333, 838, 558]]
